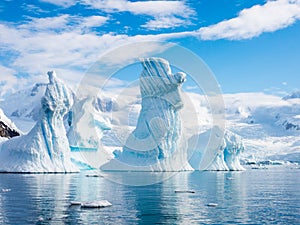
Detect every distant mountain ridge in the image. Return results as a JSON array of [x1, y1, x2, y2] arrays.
[[282, 90, 300, 100]]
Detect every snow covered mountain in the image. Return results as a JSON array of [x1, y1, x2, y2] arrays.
[[0, 83, 47, 133], [0, 108, 20, 140], [282, 91, 300, 100], [1, 83, 46, 121], [224, 92, 300, 163]]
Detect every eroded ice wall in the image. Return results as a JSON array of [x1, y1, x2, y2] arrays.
[[102, 58, 192, 171], [189, 127, 245, 171]]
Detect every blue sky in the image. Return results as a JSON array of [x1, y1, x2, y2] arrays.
[[0, 0, 300, 97]]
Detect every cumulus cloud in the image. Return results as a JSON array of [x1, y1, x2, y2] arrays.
[[198, 0, 300, 40]]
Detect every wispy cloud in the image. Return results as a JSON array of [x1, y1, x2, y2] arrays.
[[41, 0, 195, 30], [142, 16, 190, 30], [40, 0, 77, 7], [21, 3, 49, 14], [0, 65, 30, 98], [198, 0, 300, 40], [19, 14, 108, 33], [81, 0, 194, 17], [82, 0, 195, 30]]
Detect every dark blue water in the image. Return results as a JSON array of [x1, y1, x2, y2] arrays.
[[0, 167, 299, 224]]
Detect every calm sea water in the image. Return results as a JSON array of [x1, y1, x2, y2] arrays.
[[0, 167, 299, 224]]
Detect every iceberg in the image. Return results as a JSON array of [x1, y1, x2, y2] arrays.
[[0, 71, 79, 173], [101, 57, 193, 171], [70, 200, 112, 208], [189, 127, 245, 171], [80, 200, 112, 208], [67, 96, 111, 168]]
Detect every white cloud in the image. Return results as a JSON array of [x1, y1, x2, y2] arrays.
[[19, 14, 108, 32], [82, 0, 194, 16], [21, 3, 49, 14], [81, 15, 109, 28], [19, 15, 70, 31], [198, 0, 300, 40], [81, 0, 195, 30], [98, 41, 174, 67], [142, 16, 188, 30], [40, 0, 77, 7], [38, 0, 194, 30], [0, 15, 179, 97], [184, 85, 198, 91], [0, 65, 28, 98], [0, 65, 18, 96], [2, 0, 300, 98]]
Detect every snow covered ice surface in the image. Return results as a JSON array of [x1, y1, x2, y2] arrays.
[[68, 96, 112, 169], [101, 58, 193, 171], [0, 71, 79, 173]]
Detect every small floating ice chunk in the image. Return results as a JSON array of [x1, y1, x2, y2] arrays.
[[81, 200, 112, 208], [174, 190, 195, 194], [207, 203, 218, 207], [1, 188, 11, 192], [70, 201, 82, 206]]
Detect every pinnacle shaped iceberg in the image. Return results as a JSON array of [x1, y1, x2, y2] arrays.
[[0, 71, 79, 173], [102, 57, 192, 171]]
